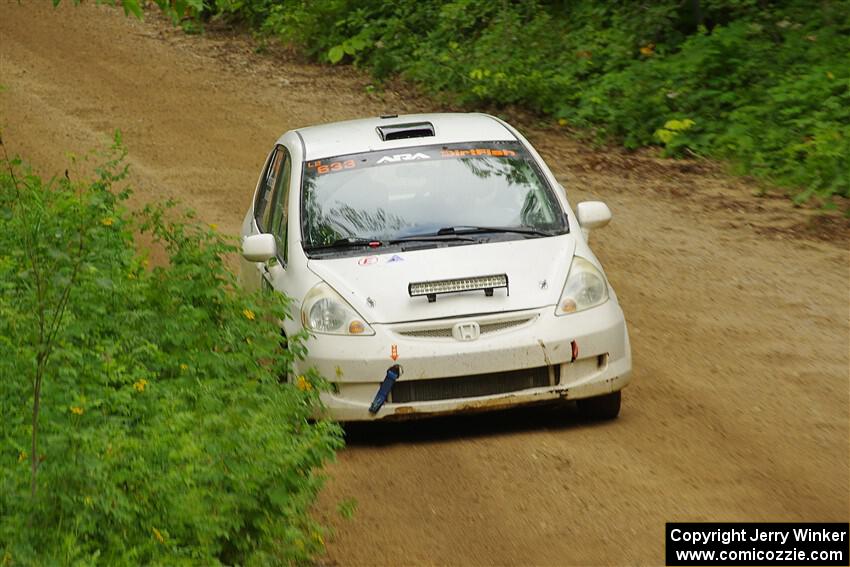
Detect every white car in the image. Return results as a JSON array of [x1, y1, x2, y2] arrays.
[[239, 113, 631, 421]]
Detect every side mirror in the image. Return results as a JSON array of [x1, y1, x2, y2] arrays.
[[242, 233, 277, 262], [576, 201, 612, 231]]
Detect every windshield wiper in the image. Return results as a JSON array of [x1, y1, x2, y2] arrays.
[[306, 226, 551, 251], [304, 237, 383, 252], [435, 225, 556, 237], [388, 226, 552, 243], [388, 233, 477, 243]]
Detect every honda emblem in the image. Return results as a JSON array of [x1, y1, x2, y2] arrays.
[[452, 322, 480, 341]]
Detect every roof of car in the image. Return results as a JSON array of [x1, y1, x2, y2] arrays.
[[293, 113, 517, 160]]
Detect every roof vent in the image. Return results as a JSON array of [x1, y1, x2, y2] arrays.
[[376, 122, 435, 141]]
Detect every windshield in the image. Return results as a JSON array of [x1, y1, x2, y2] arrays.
[[300, 142, 567, 253]]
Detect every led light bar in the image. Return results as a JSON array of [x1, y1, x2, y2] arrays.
[[408, 274, 509, 303]]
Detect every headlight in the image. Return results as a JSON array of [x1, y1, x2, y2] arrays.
[[301, 282, 374, 335], [555, 256, 609, 315]]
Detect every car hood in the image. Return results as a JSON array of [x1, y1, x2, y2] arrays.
[[306, 235, 576, 324]]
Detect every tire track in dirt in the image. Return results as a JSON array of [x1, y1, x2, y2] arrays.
[[2, 4, 847, 565]]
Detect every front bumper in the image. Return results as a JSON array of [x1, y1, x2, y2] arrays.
[[296, 300, 632, 421]]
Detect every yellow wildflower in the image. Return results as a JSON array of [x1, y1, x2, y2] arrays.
[[243, 309, 256, 320], [179, 363, 189, 372], [101, 217, 114, 226], [296, 375, 313, 392], [133, 378, 148, 392], [639, 43, 655, 56], [70, 406, 84, 415], [209, 223, 218, 231], [557, 118, 568, 127], [152, 527, 165, 544]]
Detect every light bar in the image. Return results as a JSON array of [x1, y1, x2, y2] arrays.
[[408, 274, 509, 303]]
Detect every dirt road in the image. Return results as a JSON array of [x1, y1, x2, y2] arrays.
[[2, 3, 848, 565]]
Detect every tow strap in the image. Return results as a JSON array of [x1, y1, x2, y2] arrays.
[[369, 364, 402, 414]]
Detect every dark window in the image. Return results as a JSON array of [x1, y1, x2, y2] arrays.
[[266, 147, 292, 263], [255, 148, 284, 231], [301, 142, 567, 253]]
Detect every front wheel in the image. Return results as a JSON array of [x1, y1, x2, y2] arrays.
[[577, 390, 621, 420]]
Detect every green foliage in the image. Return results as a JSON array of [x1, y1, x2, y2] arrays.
[[58, 0, 203, 23], [0, 136, 343, 565], [655, 119, 697, 145], [195, 0, 850, 201], [336, 497, 357, 520]]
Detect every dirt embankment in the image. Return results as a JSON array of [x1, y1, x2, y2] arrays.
[[1, 3, 848, 565]]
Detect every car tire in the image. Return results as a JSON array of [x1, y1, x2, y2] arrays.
[[577, 390, 621, 420]]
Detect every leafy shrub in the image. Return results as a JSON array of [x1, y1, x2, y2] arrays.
[[196, 0, 850, 202], [0, 137, 343, 565]]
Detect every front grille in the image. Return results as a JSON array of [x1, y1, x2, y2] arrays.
[[479, 318, 532, 334], [399, 327, 453, 338], [397, 316, 534, 339], [391, 365, 559, 403]]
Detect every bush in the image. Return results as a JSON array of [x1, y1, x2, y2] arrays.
[[199, 0, 850, 202], [0, 136, 343, 565]]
